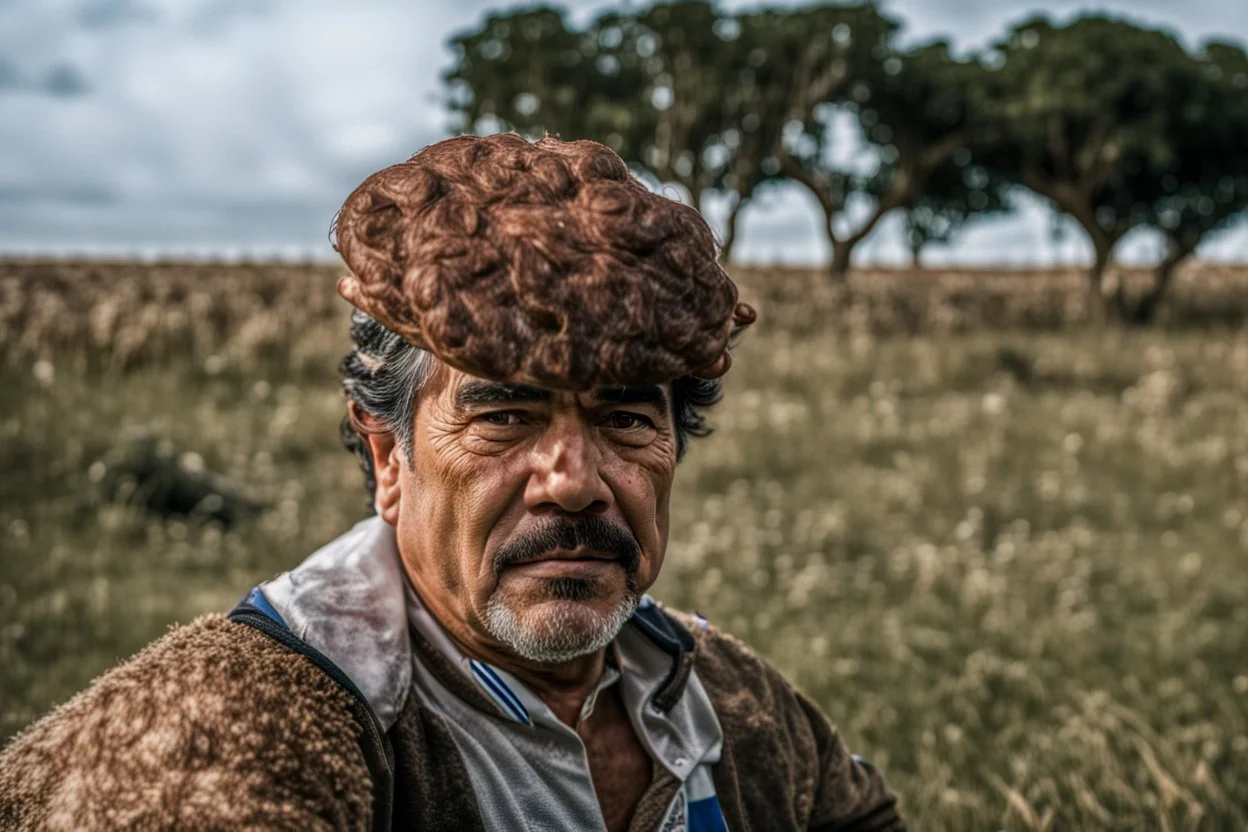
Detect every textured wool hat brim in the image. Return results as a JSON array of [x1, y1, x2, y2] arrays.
[[332, 133, 754, 391]]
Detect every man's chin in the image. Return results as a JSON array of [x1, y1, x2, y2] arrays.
[[483, 588, 640, 664], [522, 595, 620, 626]]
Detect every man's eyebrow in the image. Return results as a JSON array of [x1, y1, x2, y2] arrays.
[[591, 385, 669, 416], [454, 380, 553, 410]]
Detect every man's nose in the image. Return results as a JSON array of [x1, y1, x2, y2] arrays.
[[523, 418, 613, 515]]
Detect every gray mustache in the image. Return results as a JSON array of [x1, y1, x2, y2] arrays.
[[492, 517, 642, 574]]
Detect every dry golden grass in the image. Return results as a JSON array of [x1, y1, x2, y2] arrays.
[[4, 259, 1248, 370], [2, 258, 1248, 829]]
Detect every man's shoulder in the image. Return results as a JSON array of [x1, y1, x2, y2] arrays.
[[662, 607, 791, 684], [660, 606, 906, 830], [8, 614, 360, 732], [0, 615, 372, 831], [660, 606, 820, 725]]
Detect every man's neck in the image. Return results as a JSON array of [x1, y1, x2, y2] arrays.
[[476, 646, 608, 727], [408, 576, 609, 727]]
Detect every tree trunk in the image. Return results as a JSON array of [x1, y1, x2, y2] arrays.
[[1129, 236, 1197, 326], [1086, 233, 1129, 325], [827, 201, 899, 279], [1017, 167, 1122, 323], [1129, 262, 1176, 326], [1089, 238, 1112, 300], [909, 242, 923, 271], [807, 196, 850, 281], [829, 238, 855, 278], [829, 173, 917, 280], [718, 196, 749, 263]]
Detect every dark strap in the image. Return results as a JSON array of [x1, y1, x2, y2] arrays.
[[229, 587, 395, 832], [631, 599, 698, 713]]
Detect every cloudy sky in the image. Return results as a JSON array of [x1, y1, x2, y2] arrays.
[[3, 0, 1246, 267]]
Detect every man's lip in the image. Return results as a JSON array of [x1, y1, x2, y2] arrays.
[[508, 548, 618, 566]]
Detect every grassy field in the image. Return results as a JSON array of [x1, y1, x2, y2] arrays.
[[3, 260, 1248, 829]]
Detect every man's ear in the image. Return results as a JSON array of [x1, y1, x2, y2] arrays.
[[351, 402, 403, 524]]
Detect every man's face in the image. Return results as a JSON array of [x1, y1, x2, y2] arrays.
[[375, 361, 678, 664]]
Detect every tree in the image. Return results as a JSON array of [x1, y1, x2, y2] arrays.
[[610, 1, 729, 211], [442, 3, 1243, 294], [1124, 41, 1248, 323], [594, 1, 774, 257], [983, 16, 1193, 311], [769, 26, 998, 276], [900, 158, 1012, 268], [443, 6, 597, 139], [443, 2, 776, 261], [688, 6, 848, 260], [739, 4, 892, 276]]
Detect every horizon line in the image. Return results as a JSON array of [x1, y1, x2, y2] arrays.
[[2, 250, 1245, 272]]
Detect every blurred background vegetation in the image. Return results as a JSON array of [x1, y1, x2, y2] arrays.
[[3, 1, 1248, 830], [3, 259, 1248, 830]]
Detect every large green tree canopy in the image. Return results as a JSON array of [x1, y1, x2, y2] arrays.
[[442, 3, 1248, 322], [983, 18, 1193, 294]]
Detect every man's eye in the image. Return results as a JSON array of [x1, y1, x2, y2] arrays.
[[480, 411, 522, 426], [606, 412, 652, 430]]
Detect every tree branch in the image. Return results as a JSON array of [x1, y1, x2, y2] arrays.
[[1078, 116, 1116, 194], [775, 150, 839, 220], [918, 127, 974, 172], [1046, 116, 1071, 182], [842, 166, 916, 248]]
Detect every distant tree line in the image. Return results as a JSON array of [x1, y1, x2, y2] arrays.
[[443, 1, 1248, 324]]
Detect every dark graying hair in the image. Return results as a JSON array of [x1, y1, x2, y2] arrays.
[[339, 311, 721, 507]]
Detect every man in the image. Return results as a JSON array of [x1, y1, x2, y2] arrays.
[[0, 134, 904, 831]]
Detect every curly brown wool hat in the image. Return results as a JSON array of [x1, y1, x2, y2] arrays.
[[331, 132, 755, 391]]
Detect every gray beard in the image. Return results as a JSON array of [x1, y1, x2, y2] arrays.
[[483, 586, 640, 664]]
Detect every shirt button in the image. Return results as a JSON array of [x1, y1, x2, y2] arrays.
[[673, 757, 688, 769]]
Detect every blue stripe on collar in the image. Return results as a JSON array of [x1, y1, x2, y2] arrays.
[[687, 795, 729, 832], [469, 659, 533, 726], [242, 587, 289, 630]]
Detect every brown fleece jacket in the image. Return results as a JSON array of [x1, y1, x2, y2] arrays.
[[0, 616, 373, 831], [674, 612, 901, 831], [0, 612, 902, 831]]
